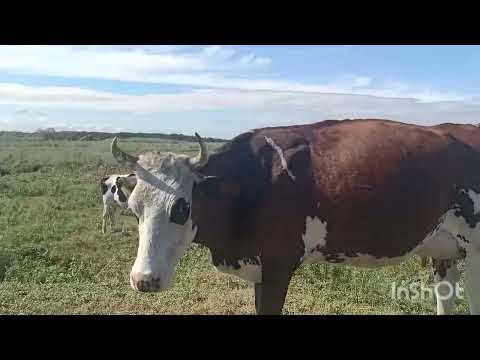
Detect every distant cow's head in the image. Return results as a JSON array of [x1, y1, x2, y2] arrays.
[[114, 173, 137, 206], [111, 134, 213, 292]]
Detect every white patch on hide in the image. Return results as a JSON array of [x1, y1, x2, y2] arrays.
[[416, 188, 480, 259], [416, 226, 460, 260], [301, 216, 328, 263], [468, 189, 480, 215], [264, 136, 296, 181]]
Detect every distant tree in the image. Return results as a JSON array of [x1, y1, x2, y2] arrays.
[[36, 128, 57, 140]]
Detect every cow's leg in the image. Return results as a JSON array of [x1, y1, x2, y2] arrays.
[[110, 207, 120, 231], [255, 278, 292, 315], [432, 259, 459, 315], [464, 247, 480, 314], [102, 205, 108, 234], [254, 283, 262, 314], [255, 262, 295, 315]]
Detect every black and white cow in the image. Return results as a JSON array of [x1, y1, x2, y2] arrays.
[[100, 173, 137, 234], [110, 119, 480, 315]]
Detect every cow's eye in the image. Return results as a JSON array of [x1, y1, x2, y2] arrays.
[[170, 198, 190, 225]]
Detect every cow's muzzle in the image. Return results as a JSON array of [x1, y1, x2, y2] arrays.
[[130, 272, 163, 292]]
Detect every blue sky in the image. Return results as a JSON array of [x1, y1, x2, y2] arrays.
[[1, 45, 480, 138]]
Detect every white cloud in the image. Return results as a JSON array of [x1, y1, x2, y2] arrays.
[[0, 45, 465, 103], [14, 108, 48, 122], [352, 76, 371, 88], [201, 45, 236, 60], [1, 82, 480, 132], [0, 45, 479, 135], [0, 45, 270, 80], [239, 53, 272, 66], [0, 81, 472, 116]]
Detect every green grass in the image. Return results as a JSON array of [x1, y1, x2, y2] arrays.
[[0, 135, 470, 314]]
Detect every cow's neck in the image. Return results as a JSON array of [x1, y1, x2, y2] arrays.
[[188, 143, 264, 257]]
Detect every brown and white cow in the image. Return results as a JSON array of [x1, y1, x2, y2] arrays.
[[100, 173, 137, 234], [111, 119, 480, 315]]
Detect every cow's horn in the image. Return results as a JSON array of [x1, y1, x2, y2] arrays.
[[188, 132, 209, 169], [111, 137, 138, 166]]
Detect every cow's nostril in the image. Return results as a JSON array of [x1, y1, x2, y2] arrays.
[[131, 272, 146, 285], [135, 280, 143, 291], [130, 272, 162, 292]]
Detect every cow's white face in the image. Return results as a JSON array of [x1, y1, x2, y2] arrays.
[[127, 153, 198, 291], [111, 135, 208, 292]]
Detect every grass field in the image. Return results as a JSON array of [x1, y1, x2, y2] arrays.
[[0, 133, 470, 314]]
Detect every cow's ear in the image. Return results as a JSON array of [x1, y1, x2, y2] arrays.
[[117, 176, 136, 191], [123, 176, 137, 190], [195, 176, 240, 198], [195, 176, 221, 197], [116, 177, 125, 187]]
